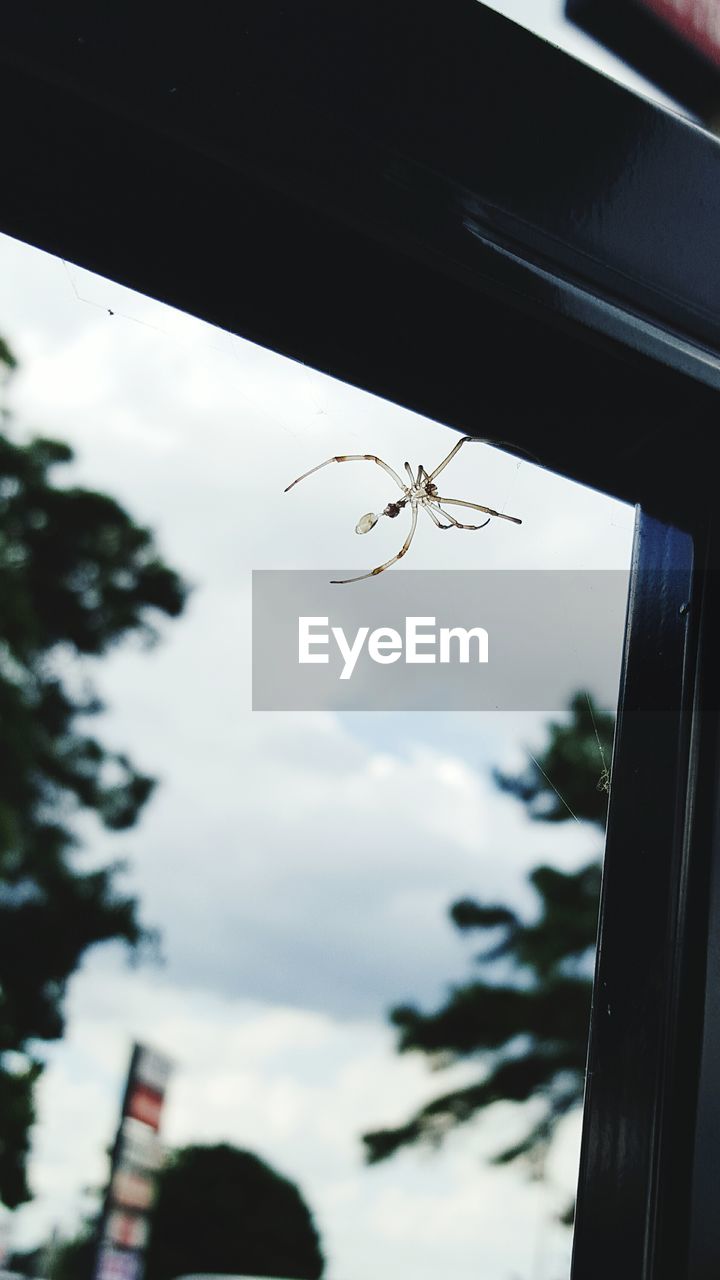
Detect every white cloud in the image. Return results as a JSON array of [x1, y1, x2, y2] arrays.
[[68, 708, 599, 1017]]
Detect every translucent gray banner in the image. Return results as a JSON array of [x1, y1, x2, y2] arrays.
[[252, 570, 630, 711]]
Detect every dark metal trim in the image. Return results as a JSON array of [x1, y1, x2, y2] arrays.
[[3, 1, 720, 357], [1, 4, 720, 524], [572, 513, 693, 1275], [572, 512, 720, 1279]]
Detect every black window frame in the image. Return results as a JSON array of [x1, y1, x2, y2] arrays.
[[2, 4, 720, 1277]]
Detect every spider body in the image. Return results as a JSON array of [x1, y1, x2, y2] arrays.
[[285, 436, 522, 583]]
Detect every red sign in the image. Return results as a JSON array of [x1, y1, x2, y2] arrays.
[[638, 0, 720, 68], [125, 1083, 164, 1131]]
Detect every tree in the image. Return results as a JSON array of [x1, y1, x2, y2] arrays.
[[144, 1144, 325, 1280], [0, 339, 187, 1208], [362, 693, 613, 1196], [45, 1226, 95, 1280]]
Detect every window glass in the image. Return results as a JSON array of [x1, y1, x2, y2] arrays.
[[0, 231, 634, 1280]]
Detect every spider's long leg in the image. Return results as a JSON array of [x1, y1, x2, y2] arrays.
[[426, 436, 474, 481], [285, 454, 406, 493], [331, 506, 419, 584], [430, 502, 490, 531], [423, 502, 455, 530], [433, 496, 522, 525]]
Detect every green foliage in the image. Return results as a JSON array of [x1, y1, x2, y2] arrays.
[[48, 1225, 97, 1280], [0, 1059, 41, 1211], [0, 338, 17, 378], [363, 693, 613, 1177], [0, 337, 187, 1208], [7, 1241, 50, 1278], [145, 1144, 325, 1280]]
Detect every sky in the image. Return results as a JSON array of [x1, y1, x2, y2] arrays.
[[0, 5, 654, 1277]]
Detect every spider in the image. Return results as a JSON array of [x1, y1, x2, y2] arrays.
[[285, 435, 522, 583]]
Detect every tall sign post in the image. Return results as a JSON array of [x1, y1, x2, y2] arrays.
[[92, 1044, 173, 1280]]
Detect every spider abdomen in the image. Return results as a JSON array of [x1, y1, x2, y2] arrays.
[[356, 512, 379, 534]]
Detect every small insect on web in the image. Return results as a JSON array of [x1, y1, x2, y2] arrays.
[[284, 435, 523, 583]]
